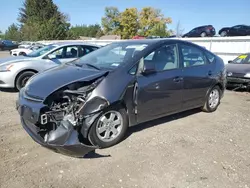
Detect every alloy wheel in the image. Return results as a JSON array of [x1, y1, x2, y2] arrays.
[[208, 89, 220, 109], [96, 111, 123, 142]]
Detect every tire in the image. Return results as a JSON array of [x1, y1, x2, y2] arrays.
[[200, 32, 207, 37], [19, 52, 27, 56], [88, 108, 128, 148], [202, 86, 221, 112], [15, 71, 36, 91], [220, 31, 227, 37]]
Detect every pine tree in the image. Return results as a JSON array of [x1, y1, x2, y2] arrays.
[[18, 0, 71, 40]]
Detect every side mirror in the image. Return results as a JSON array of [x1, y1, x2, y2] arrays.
[[142, 61, 156, 75], [228, 60, 233, 64], [47, 54, 56, 59]]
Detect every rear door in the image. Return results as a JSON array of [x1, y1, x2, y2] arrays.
[[179, 43, 216, 109], [229, 25, 241, 36]]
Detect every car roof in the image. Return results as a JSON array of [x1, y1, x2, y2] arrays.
[[111, 38, 196, 46], [51, 41, 101, 47]]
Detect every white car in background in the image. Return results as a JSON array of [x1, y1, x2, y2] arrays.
[[10, 45, 45, 56], [18, 41, 37, 49], [0, 42, 100, 90]]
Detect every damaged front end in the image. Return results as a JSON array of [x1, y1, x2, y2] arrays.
[[17, 77, 108, 157]]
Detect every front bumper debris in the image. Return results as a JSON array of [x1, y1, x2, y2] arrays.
[[16, 89, 97, 158], [226, 76, 250, 90], [20, 118, 97, 157]]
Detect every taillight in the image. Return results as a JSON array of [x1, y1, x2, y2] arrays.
[[207, 26, 214, 30]]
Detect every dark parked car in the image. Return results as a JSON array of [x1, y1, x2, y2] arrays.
[[0, 40, 19, 51], [219, 25, 250, 37], [16, 39, 226, 157], [182, 25, 216, 38], [226, 53, 250, 90]]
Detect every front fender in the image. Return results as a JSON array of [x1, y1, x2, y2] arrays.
[[80, 96, 110, 117]]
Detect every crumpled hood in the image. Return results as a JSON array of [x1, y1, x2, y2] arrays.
[[25, 64, 108, 99], [0, 56, 34, 65], [226, 63, 250, 74]]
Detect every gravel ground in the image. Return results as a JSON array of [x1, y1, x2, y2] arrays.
[[0, 51, 250, 188]]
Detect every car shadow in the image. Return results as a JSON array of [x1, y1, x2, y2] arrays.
[[83, 150, 111, 159], [0, 88, 18, 93], [124, 108, 202, 139], [226, 87, 250, 93]]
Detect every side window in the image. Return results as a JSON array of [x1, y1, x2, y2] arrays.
[[50, 47, 64, 58], [65, 46, 78, 58], [180, 44, 206, 68], [246, 56, 250, 64], [144, 44, 179, 72], [233, 25, 240, 29], [205, 51, 216, 63]]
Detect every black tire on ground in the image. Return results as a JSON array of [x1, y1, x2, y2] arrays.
[[15, 71, 35, 91], [202, 86, 221, 113], [88, 108, 128, 148], [19, 52, 27, 56], [200, 32, 207, 37]]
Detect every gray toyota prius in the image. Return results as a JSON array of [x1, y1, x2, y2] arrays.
[[16, 39, 227, 157]]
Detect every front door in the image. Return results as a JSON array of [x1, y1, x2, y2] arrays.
[[47, 45, 79, 65], [136, 43, 183, 123], [179, 43, 216, 109]]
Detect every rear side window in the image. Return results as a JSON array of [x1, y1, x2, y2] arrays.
[[180, 44, 207, 67], [205, 51, 216, 63]]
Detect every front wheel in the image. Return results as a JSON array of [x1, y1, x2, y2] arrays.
[[15, 71, 36, 91], [88, 108, 128, 148], [220, 31, 227, 37], [202, 86, 221, 112]]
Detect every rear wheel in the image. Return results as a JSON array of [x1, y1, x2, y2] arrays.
[[15, 71, 36, 91], [88, 108, 128, 148], [202, 86, 221, 112], [200, 32, 207, 37]]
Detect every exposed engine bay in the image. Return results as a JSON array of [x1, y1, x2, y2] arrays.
[[38, 78, 104, 146]]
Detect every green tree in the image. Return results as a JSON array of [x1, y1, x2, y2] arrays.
[[95, 29, 104, 38], [0, 30, 4, 39], [119, 8, 139, 39], [70, 24, 103, 38], [18, 0, 71, 40], [138, 7, 172, 37], [101, 7, 120, 35], [4, 24, 21, 41]]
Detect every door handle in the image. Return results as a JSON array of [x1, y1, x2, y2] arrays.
[[173, 77, 183, 82]]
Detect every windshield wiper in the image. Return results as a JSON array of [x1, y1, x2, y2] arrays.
[[84, 63, 100, 70]]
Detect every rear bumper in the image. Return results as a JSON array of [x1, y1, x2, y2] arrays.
[[207, 30, 216, 36], [0, 71, 15, 88], [16, 89, 97, 157]]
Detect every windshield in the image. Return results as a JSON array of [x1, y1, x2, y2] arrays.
[[26, 45, 57, 57], [71, 42, 148, 70], [231, 54, 250, 64]]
